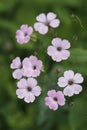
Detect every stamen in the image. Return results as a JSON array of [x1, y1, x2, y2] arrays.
[[57, 47, 62, 51], [27, 87, 32, 92]]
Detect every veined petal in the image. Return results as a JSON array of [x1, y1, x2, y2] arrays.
[[49, 19, 60, 28], [63, 86, 74, 97], [24, 92, 35, 103], [74, 73, 84, 83], [73, 84, 82, 94], [36, 13, 46, 23], [64, 70, 74, 80], [58, 77, 68, 87]]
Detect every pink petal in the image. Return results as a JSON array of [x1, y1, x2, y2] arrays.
[[52, 52, 62, 62], [61, 50, 70, 60], [52, 38, 62, 47], [24, 92, 35, 103], [32, 70, 40, 77], [16, 89, 27, 99], [34, 23, 48, 34], [22, 57, 30, 67], [49, 19, 60, 28], [20, 24, 28, 33], [16, 30, 24, 38], [73, 84, 82, 94], [58, 77, 68, 87], [61, 40, 70, 49], [56, 91, 65, 106], [24, 36, 30, 43], [47, 90, 56, 97], [45, 97, 52, 106], [47, 46, 57, 56], [27, 78, 37, 88], [27, 27, 33, 35], [12, 69, 23, 79], [17, 78, 27, 88], [17, 37, 24, 44], [10, 57, 21, 69], [45, 97, 58, 111], [23, 67, 33, 77], [47, 12, 56, 21], [29, 56, 38, 64], [64, 70, 74, 80], [36, 60, 43, 69], [63, 86, 74, 97], [49, 101, 58, 111], [74, 73, 84, 83], [32, 86, 41, 96], [36, 13, 46, 22]]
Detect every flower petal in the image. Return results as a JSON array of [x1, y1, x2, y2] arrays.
[[74, 73, 84, 83], [20, 24, 28, 33], [64, 70, 74, 80], [47, 90, 56, 97], [61, 40, 70, 49], [63, 86, 74, 97], [27, 78, 37, 88], [73, 84, 82, 94], [32, 86, 41, 96], [47, 12, 56, 21], [52, 52, 62, 62], [17, 78, 27, 88], [45, 97, 58, 111], [36, 13, 46, 22], [27, 27, 33, 35], [61, 50, 70, 60], [10, 57, 21, 69], [47, 46, 56, 56], [58, 77, 68, 87], [24, 92, 35, 103], [56, 91, 65, 106], [34, 23, 48, 34], [12, 69, 23, 79], [52, 38, 62, 47], [16, 89, 27, 99], [49, 19, 60, 28]]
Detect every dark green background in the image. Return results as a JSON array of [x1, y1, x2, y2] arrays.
[[0, 0, 87, 130]]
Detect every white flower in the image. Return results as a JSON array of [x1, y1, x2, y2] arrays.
[[57, 70, 84, 97]]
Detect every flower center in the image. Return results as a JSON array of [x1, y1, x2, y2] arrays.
[[68, 80, 74, 85], [57, 47, 62, 51], [33, 65, 36, 70], [53, 97, 58, 102], [24, 32, 28, 36], [27, 87, 32, 92]]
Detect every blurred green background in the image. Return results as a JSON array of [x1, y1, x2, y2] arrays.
[[0, 0, 87, 130]]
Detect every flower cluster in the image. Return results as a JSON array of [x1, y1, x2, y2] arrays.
[[10, 12, 84, 111], [10, 56, 42, 103]]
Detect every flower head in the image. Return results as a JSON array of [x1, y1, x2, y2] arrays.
[[23, 56, 43, 77], [57, 70, 84, 97], [10, 57, 23, 79], [45, 90, 65, 111], [34, 12, 60, 35], [47, 38, 70, 62], [16, 78, 41, 103], [16, 24, 33, 44]]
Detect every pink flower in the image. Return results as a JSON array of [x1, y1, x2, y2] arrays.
[[47, 38, 70, 62], [23, 56, 43, 77], [16, 78, 41, 103], [45, 90, 65, 111], [34, 12, 60, 35], [10, 57, 23, 79], [57, 70, 84, 97], [16, 24, 33, 44]]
